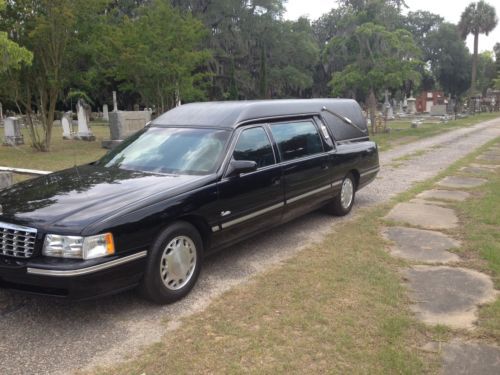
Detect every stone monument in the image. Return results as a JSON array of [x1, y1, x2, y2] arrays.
[[76, 99, 95, 141], [430, 104, 447, 116], [407, 92, 416, 115], [103, 104, 109, 121], [61, 111, 73, 139], [113, 91, 118, 112], [102, 110, 152, 149], [3, 117, 24, 146]]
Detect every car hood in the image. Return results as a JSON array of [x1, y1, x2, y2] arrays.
[[0, 165, 209, 233]]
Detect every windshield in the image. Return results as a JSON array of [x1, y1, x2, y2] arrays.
[[96, 127, 231, 175]]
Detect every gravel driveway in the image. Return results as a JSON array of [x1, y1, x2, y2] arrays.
[[1, 117, 500, 375]]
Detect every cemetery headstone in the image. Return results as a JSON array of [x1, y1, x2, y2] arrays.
[[61, 111, 73, 139], [384, 90, 394, 119], [103, 104, 109, 121], [407, 92, 416, 115], [113, 91, 118, 112], [102, 110, 152, 149], [3, 117, 24, 146], [76, 99, 95, 141], [430, 104, 447, 116], [411, 119, 423, 128]]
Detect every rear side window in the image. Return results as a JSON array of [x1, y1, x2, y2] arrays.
[[233, 127, 275, 168], [270, 121, 323, 161]]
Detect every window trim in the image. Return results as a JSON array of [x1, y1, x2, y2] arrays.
[[268, 119, 325, 163], [314, 116, 336, 151], [223, 124, 277, 178]]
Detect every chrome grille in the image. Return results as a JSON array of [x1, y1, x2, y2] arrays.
[[0, 221, 37, 258]]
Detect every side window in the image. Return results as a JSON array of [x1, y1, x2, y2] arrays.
[[233, 127, 275, 168], [270, 121, 323, 161]]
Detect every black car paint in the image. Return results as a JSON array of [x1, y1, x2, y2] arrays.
[[0, 103, 379, 299]]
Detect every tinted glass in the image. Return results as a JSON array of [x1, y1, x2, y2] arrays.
[[233, 127, 275, 168], [97, 127, 230, 175], [271, 121, 323, 161]]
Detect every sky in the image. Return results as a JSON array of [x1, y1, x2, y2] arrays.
[[284, 0, 500, 53]]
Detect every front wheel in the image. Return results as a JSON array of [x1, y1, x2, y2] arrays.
[[140, 221, 203, 304], [325, 173, 356, 216]]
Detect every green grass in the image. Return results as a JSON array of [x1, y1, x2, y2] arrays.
[[371, 113, 500, 151], [449, 147, 500, 341], [0, 123, 109, 172]]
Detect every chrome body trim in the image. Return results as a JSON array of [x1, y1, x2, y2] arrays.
[[26, 251, 148, 277], [219, 179, 346, 228], [336, 136, 371, 144], [286, 184, 331, 204], [0, 221, 37, 234], [360, 167, 380, 177], [221, 202, 284, 229]]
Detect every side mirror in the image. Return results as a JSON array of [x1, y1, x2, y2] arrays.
[[226, 160, 258, 177]]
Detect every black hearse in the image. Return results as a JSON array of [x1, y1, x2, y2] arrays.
[[0, 99, 379, 303]]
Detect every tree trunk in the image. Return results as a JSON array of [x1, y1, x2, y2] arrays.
[[368, 88, 377, 134], [471, 32, 479, 95], [43, 89, 58, 152]]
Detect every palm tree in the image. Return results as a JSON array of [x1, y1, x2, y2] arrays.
[[459, 1, 498, 94]]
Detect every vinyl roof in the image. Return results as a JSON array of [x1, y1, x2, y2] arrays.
[[152, 99, 363, 129]]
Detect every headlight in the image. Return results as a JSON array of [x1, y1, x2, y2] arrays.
[[43, 233, 115, 259]]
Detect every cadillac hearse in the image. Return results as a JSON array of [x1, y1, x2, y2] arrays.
[[0, 99, 379, 303]]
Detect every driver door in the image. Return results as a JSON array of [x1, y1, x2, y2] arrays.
[[214, 125, 284, 248]]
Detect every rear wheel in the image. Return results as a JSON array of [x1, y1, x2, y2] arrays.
[[140, 221, 203, 304], [325, 173, 356, 216]]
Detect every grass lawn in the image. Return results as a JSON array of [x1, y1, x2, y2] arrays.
[[0, 123, 110, 172], [372, 113, 500, 151], [89, 137, 499, 375], [451, 153, 500, 342]]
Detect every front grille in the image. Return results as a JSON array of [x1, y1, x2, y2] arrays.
[[0, 221, 37, 258]]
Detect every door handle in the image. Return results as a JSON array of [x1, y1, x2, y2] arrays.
[[272, 178, 281, 186]]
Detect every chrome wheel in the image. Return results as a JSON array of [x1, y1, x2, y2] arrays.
[[160, 236, 197, 291], [340, 178, 354, 210]]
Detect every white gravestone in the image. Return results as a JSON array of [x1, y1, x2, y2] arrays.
[[76, 99, 95, 141], [384, 90, 394, 119], [3, 117, 24, 146], [407, 92, 416, 115], [113, 91, 118, 112], [103, 104, 109, 121], [61, 112, 73, 139]]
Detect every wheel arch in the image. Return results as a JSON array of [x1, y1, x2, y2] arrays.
[[348, 169, 360, 189], [177, 214, 212, 253]]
